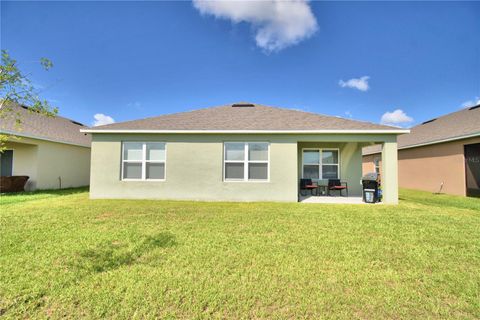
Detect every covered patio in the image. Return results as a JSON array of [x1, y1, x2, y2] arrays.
[[296, 134, 399, 204]]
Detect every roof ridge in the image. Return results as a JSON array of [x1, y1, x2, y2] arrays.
[[91, 103, 234, 129], [87, 101, 404, 132], [251, 103, 399, 130], [2, 102, 87, 127]]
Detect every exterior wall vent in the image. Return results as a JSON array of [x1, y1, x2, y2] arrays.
[[421, 119, 437, 125], [70, 120, 84, 126], [232, 103, 255, 108]]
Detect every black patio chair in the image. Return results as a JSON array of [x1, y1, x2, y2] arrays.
[[299, 178, 318, 196], [327, 179, 348, 197]]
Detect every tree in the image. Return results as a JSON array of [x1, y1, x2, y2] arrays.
[[0, 50, 57, 152]]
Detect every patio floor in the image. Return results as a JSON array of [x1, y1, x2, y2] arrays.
[[299, 195, 366, 204]]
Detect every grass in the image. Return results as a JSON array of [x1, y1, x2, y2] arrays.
[[0, 189, 479, 319]]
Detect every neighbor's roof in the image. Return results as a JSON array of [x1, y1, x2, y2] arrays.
[[363, 104, 480, 155], [82, 102, 407, 134], [0, 103, 91, 147]]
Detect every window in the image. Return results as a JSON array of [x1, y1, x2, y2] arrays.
[[122, 142, 166, 180], [374, 157, 380, 175], [0, 150, 13, 177], [302, 149, 339, 180], [224, 142, 269, 181]]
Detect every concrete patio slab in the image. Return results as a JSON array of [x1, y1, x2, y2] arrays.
[[299, 196, 368, 204]]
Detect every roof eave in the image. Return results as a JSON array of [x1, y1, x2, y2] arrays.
[[362, 131, 480, 155], [80, 129, 410, 134], [399, 131, 480, 150], [1, 130, 91, 148]]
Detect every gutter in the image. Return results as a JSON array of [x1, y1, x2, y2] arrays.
[[80, 129, 410, 134]]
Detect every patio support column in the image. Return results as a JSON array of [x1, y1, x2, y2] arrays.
[[381, 141, 399, 204]]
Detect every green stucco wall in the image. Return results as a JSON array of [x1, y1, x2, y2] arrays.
[[90, 134, 299, 202], [90, 133, 398, 203]]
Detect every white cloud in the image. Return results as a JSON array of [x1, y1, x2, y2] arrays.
[[461, 97, 480, 108], [339, 76, 370, 92], [192, 0, 318, 52], [93, 113, 115, 126], [344, 110, 353, 118], [380, 109, 414, 126]]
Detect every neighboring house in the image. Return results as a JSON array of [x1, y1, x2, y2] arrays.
[[0, 103, 91, 191], [363, 105, 480, 197], [82, 102, 407, 203]]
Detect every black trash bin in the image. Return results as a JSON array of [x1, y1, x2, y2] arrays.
[[362, 173, 380, 203]]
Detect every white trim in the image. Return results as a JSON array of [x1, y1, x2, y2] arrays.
[[121, 141, 166, 181], [81, 129, 410, 134], [0, 130, 90, 148], [223, 142, 270, 182], [301, 148, 341, 180]]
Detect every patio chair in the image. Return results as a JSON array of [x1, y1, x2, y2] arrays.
[[327, 179, 348, 197], [299, 178, 318, 196]]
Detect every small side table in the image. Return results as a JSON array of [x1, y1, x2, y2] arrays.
[[316, 184, 328, 196]]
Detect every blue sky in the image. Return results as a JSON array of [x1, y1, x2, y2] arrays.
[[1, 1, 479, 127]]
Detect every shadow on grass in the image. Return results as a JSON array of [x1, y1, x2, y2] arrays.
[[0, 187, 88, 205], [1, 187, 88, 197], [74, 232, 176, 273]]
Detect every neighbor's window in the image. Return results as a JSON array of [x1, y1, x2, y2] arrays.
[[374, 157, 381, 175], [224, 142, 269, 181], [122, 142, 166, 180], [302, 149, 339, 180]]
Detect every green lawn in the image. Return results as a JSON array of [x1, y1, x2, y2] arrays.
[[1, 189, 479, 319]]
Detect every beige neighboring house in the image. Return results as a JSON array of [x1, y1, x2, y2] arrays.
[[363, 104, 480, 197], [0, 103, 91, 191], [82, 102, 408, 203]]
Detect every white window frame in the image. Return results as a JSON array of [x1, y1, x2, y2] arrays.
[[121, 142, 166, 181], [223, 142, 270, 182], [301, 148, 340, 180]]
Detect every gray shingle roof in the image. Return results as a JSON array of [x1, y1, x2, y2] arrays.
[[363, 104, 480, 155], [85, 102, 402, 132], [0, 103, 91, 147]]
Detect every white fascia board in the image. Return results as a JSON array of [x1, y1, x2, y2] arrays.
[[80, 129, 410, 134]]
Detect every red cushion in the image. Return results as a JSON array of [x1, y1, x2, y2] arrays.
[[330, 186, 346, 190], [305, 185, 317, 189]]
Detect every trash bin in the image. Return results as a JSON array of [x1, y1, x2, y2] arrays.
[[362, 173, 380, 203]]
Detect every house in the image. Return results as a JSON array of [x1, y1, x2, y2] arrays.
[[0, 103, 91, 191], [363, 104, 480, 197], [81, 103, 408, 203]]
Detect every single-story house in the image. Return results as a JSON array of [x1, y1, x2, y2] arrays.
[[363, 104, 480, 197], [0, 103, 91, 191], [81, 103, 408, 203]]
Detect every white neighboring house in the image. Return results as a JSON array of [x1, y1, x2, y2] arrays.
[[0, 103, 91, 191]]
